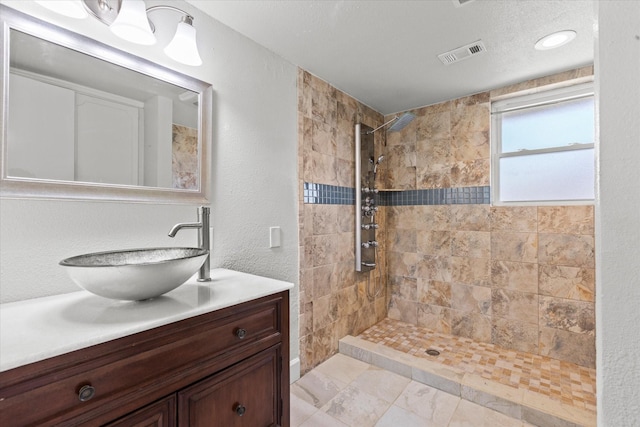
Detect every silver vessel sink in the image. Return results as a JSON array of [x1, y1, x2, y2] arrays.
[[60, 247, 208, 301]]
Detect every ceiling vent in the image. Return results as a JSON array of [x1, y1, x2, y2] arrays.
[[437, 40, 486, 65], [452, 0, 476, 7]]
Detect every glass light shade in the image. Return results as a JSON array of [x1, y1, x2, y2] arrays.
[[36, 1, 88, 19], [110, 0, 156, 45], [164, 21, 202, 66]]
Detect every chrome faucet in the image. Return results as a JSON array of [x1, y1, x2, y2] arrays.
[[168, 206, 211, 281]]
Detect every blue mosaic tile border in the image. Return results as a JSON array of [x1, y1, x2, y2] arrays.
[[303, 182, 490, 205], [380, 186, 490, 206], [303, 182, 355, 205]]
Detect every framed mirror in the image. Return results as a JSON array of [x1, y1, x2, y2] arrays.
[[0, 6, 212, 203]]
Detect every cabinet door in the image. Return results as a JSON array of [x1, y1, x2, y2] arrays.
[[178, 346, 281, 427], [104, 395, 176, 427]]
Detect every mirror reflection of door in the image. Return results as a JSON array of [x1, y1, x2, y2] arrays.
[[76, 94, 140, 185]]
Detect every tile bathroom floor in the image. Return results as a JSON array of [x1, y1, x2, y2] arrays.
[[291, 353, 536, 427]]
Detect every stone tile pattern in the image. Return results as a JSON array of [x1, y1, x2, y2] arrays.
[[172, 124, 198, 189], [291, 353, 531, 427], [382, 67, 596, 368], [298, 69, 388, 374], [359, 318, 596, 415]]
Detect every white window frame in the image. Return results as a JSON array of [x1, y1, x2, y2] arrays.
[[490, 81, 595, 206]]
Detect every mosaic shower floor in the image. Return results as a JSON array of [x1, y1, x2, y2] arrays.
[[346, 318, 596, 426]]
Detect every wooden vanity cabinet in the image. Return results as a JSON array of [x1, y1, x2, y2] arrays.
[[0, 291, 290, 427]]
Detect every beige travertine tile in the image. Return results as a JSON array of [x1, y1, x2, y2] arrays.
[[311, 234, 337, 267], [451, 256, 491, 287], [539, 296, 595, 335], [451, 230, 491, 259], [449, 399, 522, 427], [387, 166, 416, 189], [491, 317, 539, 354], [491, 232, 538, 263], [311, 204, 338, 235], [311, 118, 337, 157], [416, 110, 451, 140], [387, 206, 418, 230], [451, 310, 492, 342], [417, 254, 452, 282], [451, 131, 490, 162], [492, 289, 538, 324], [522, 389, 596, 427], [417, 230, 451, 256], [349, 366, 411, 403], [312, 264, 334, 299], [539, 233, 595, 268], [313, 294, 338, 330], [417, 171, 452, 189], [451, 101, 490, 136], [416, 137, 451, 174], [394, 381, 460, 424], [291, 392, 318, 427], [452, 204, 491, 231], [538, 206, 594, 235], [313, 353, 370, 385], [388, 297, 418, 324], [418, 279, 452, 307], [292, 369, 348, 409], [491, 206, 538, 232], [538, 327, 596, 368], [416, 205, 451, 230], [450, 158, 490, 186], [387, 229, 417, 253], [539, 265, 595, 302], [417, 304, 452, 334], [387, 252, 419, 277], [389, 275, 418, 301], [452, 283, 492, 315], [491, 260, 538, 293]]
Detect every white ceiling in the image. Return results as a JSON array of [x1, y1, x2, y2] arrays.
[[187, 0, 595, 115]]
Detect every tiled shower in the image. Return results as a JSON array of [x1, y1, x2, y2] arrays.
[[297, 66, 595, 376]]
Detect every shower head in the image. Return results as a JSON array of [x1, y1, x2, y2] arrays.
[[388, 112, 416, 132], [373, 155, 384, 174]]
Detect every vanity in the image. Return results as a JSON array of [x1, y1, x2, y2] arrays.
[[0, 269, 292, 426]]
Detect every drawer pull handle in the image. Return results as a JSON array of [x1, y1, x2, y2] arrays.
[[234, 403, 246, 416], [235, 328, 247, 339], [78, 384, 96, 402]]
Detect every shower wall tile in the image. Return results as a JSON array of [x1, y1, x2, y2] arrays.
[[538, 327, 595, 368], [416, 138, 451, 174], [298, 69, 386, 373], [417, 230, 451, 256], [451, 310, 492, 342], [451, 131, 489, 162], [490, 207, 538, 232], [451, 283, 492, 315], [538, 206, 594, 235], [538, 265, 595, 302], [491, 289, 539, 324], [491, 318, 539, 354], [451, 231, 491, 259], [490, 261, 538, 294], [417, 304, 452, 334], [539, 296, 595, 336], [418, 279, 452, 308], [451, 205, 491, 231], [538, 234, 595, 268], [491, 232, 538, 263], [450, 159, 490, 187], [388, 229, 418, 253], [451, 256, 491, 287]]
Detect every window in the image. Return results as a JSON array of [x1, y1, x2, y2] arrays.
[[491, 82, 594, 205]]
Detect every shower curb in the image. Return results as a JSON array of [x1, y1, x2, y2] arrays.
[[339, 335, 595, 427]]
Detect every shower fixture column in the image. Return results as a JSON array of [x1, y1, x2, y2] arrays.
[[355, 123, 379, 272]]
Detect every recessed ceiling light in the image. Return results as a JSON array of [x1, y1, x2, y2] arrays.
[[535, 30, 577, 50]]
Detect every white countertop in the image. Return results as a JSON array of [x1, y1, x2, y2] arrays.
[[0, 268, 293, 372]]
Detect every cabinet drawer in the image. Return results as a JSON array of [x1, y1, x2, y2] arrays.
[[0, 293, 284, 427], [104, 395, 176, 427], [178, 346, 281, 427]]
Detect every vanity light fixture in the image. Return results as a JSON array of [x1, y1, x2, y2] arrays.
[[42, 0, 203, 66], [534, 30, 577, 51], [35, 1, 89, 19]]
